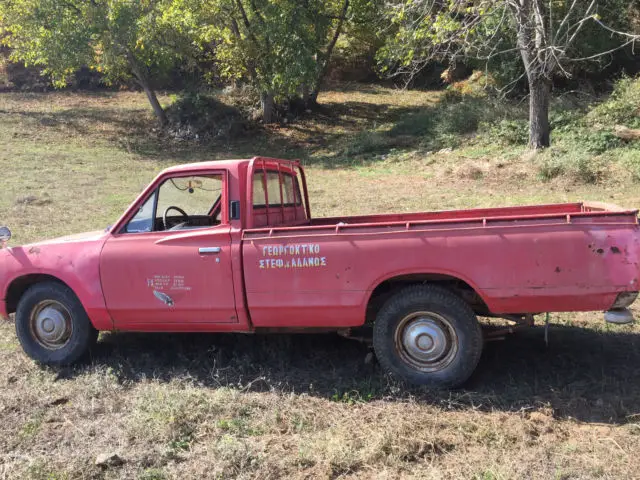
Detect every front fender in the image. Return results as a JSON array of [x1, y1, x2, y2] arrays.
[[0, 236, 113, 330]]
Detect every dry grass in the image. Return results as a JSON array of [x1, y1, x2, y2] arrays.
[[1, 88, 640, 479]]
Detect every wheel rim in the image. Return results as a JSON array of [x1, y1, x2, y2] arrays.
[[29, 300, 73, 350], [394, 311, 458, 372]]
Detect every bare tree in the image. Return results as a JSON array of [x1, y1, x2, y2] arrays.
[[382, 0, 640, 149]]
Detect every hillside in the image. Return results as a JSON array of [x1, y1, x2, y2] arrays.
[[0, 85, 640, 479]]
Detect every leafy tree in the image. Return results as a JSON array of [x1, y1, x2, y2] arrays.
[[379, 0, 640, 149], [186, 0, 356, 122], [1, 0, 196, 125]]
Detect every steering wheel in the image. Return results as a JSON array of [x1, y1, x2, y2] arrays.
[[163, 206, 189, 230]]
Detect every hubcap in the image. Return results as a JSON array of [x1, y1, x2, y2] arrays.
[[395, 312, 458, 372], [29, 300, 73, 350]]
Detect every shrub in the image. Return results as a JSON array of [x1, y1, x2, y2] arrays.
[[389, 96, 490, 150], [537, 149, 605, 184], [618, 149, 640, 182], [559, 129, 622, 154], [572, 154, 603, 184], [447, 70, 497, 98], [343, 130, 391, 156], [487, 119, 529, 145], [537, 154, 566, 181], [587, 77, 640, 128], [165, 91, 251, 142]]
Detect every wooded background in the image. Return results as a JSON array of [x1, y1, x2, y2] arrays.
[[1, 0, 639, 147]]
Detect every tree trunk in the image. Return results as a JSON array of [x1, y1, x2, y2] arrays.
[[301, 83, 311, 109], [127, 53, 167, 127], [510, 0, 550, 149], [528, 78, 550, 149], [261, 92, 275, 124], [310, 0, 350, 104], [141, 82, 168, 127]]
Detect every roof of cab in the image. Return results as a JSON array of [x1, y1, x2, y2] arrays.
[[160, 156, 297, 175]]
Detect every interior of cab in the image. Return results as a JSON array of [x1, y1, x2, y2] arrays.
[[124, 174, 223, 233]]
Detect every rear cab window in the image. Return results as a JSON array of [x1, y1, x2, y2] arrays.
[[251, 168, 307, 227]]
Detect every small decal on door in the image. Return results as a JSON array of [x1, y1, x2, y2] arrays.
[[147, 275, 192, 291], [153, 290, 174, 307]]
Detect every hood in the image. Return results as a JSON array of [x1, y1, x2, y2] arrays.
[[27, 230, 109, 247]]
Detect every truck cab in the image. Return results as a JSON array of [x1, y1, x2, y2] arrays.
[[99, 157, 308, 330]]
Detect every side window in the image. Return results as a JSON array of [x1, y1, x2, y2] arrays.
[[125, 191, 156, 233], [156, 175, 222, 217], [123, 174, 224, 233]]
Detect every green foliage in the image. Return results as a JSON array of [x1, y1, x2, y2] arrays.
[[537, 155, 566, 182], [332, 0, 385, 77], [561, 129, 622, 155], [138, 469, 168, 480], [390, 93, 522, 150], [619, 149, 640, 182], [488, 120, 529, 146], [189, 0, 354, 102], [343, 130, 390, 156], [391, 99, 481, 137], [536, 150, 604, 184], [586, 77, 640, 128], [330, 388, 375, 404], [378, 0, 638, 90], [1, 0, 195, 87]]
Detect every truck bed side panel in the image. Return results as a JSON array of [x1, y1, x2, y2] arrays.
[[242, 219, 640, 327]]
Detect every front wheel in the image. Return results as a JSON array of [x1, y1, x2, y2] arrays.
[[373, 285, 483, 388], [15, 282, 98, 366]]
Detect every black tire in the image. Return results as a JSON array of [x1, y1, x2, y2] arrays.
[[373, 284, 483, 388], [15, 281, 98, 366]]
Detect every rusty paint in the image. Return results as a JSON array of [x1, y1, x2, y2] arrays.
[[596, 248, 604, 254], [28, 246, 40, 255], [555, 266, 561, 273], [611, 246, 621, 254]]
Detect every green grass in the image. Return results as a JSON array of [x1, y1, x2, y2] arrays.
[[1, 86, 640, 478]]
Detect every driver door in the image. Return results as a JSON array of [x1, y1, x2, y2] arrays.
[[99, 172, 238, 328]]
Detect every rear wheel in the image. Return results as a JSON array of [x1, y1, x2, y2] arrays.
[[15, 282, 98, 366], [373, 285, 483, 388]]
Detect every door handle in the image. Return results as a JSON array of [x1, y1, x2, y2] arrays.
[[199, 247, 221, 254]]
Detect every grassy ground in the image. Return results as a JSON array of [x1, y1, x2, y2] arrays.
[[1, 87, 640, 479]]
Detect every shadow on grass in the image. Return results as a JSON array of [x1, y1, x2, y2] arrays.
[[1, 94, 438, 168], [59, 324, 640, 424]]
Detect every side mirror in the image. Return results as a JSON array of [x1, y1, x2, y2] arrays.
[[0, 226, 11, 248]]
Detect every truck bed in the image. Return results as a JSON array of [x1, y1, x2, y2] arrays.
[[310, 202, 636, 229], [242, 202, 640, 328]]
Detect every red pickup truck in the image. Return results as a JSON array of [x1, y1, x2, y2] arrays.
[[1, 157, 638, 387]]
